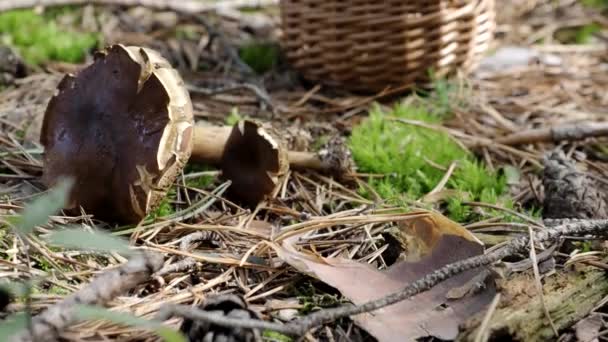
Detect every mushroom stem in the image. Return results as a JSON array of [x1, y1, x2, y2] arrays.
[[190, 124, 232, 163], [191, 124, 325, 170], [285, 151, 324, 170]]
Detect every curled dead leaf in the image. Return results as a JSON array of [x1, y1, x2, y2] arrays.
[[273, 210, 495, 342]]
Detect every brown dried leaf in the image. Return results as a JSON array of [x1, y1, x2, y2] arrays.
[[396, 210, 482, 261], [274, 211, 495, 341]]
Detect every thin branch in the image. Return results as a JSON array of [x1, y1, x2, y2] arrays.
[[157, 219, 608, 336], [474, 293, 501, 342], [155, 258, 197, 277], [10, 251, 164, 342], [155, 231, 222, 277], [187, 83, 275, 112], [528, 227, 558, 336], [497, 122, 608, 146]]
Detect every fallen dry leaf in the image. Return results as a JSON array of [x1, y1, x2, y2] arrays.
[[575, 314, 603, 342], [273, 211, 495, 341]]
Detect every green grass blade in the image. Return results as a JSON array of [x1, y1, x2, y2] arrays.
[[0, 312, 30, 339], [74, 305, 187, 342], [12, 178, 73, 235], [46, 228, 133, 256]]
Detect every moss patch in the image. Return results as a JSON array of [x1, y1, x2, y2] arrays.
[[262, 331, 293, 342], [348, 102, 511, 221], [0, 9, 98, 66], [238, 41, 280, 74]]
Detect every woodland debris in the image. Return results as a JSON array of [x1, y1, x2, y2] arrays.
[[146, 220, 608, 339], [0, 0, 279, 14], [497, 122, 608, 146], [542, 149, 607, 219], [476, 45, 561, 75], [574, 313, 603, 342], [178, 294, 262, 342], [9, 251, 163, 342], [459, 268, 608, 341], [155, 230, 223, 277], [0, 45, 26, 85], [274, 211, 495, 341]]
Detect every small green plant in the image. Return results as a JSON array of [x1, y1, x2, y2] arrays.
[[0, 9, 98, 66], [348, 102, 510, 221], [238, 41, 280, 74], [149, 197, 175, 219], [183, 164, 218, 189], [225, 107, 244, 126], [575, 23, 601, 44], [294, 281, 346, 315]]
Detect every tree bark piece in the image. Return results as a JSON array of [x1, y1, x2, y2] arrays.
[[542, 149, 607, 219], [10, 251, 164, 342], [458, 267, 608, 341]]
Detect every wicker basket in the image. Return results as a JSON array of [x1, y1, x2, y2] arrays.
[[279, 0, 496, 92]]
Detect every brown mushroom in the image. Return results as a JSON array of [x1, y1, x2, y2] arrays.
[[41, 44, 352, 224], [192, 120, 354, 206], [41, 44, 193, 223]]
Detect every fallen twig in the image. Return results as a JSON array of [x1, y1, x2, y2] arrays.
[[187, 83, 275, 112], [158, 219, 608, 336], [496, 122, 608, 146], [10, 251, 164, 342], [0, 0, 278, 13], [155, 231, 223, 277]]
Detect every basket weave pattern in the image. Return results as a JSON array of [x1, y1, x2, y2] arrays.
[[280, 0, 496, 91]]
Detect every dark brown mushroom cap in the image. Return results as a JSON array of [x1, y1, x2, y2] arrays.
[[220, 119, 288, 207], [40, 44, 193, 223]]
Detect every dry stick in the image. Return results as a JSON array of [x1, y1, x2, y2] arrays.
[[474, 293, 501, 342], [496, 122, 608, 146], [10, 251, 164, 342], [0, 0, 279, 13], [156, 231, 223, 277], [157, 219, 608, 336], [528, 227, 558, 337]]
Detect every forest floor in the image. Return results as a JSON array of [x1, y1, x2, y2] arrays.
[[1, 1, 608, 341]]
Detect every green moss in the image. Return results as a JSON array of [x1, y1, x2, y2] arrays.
[[147, 188, 177, 219], [0, 9, 98, 66], [262, 331, 293, 342], [238, 41, 280, 74], [174, 25, 199, 40], [46, 285, 69, 296], [183, 164, 217, 189], [581, 0, 608, 8], [311, 135, 330, 152], [293, 281, 347, 315], [575, 23, 601, 44], [348, 102, 511, 221], [186, 173, 216, 189]]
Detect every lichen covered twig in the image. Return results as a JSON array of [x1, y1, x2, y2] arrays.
[[10, 251, 164, 342]]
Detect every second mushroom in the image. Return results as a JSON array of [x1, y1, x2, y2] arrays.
[[41, 44, 352, 223]]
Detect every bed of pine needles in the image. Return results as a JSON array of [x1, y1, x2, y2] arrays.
[[1, 0, 608, 340]]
